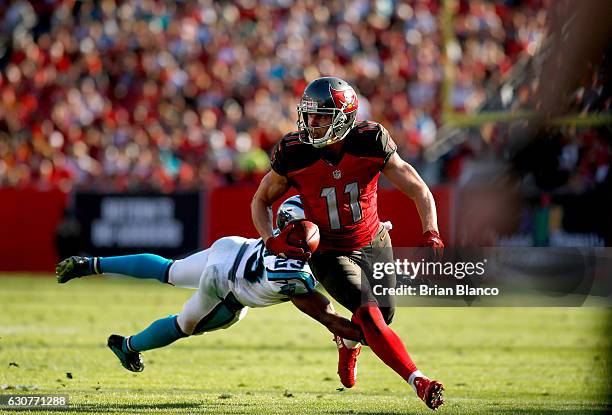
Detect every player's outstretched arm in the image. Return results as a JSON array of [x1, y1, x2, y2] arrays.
[[382, 152, 439, 234], [290, 291, 363, 342], [251, 170, 291, 241], [252, 170, 309, 259]]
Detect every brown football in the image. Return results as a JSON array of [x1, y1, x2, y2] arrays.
[[284, 220, 320, 253]]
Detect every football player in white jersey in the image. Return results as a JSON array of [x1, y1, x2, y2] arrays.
[[56, 196, 362, 372]]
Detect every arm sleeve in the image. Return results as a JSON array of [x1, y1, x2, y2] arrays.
[[377, 124, 397, 168], [353, 121, 397, 168], [270, 140, 287, 176]]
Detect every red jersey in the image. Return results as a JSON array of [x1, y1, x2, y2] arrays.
[[271, 121, 397, 251]]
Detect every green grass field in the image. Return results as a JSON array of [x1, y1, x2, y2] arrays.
[[0, 275, 610, 414]]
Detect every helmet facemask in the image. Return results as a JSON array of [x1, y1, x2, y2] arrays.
[[297, 105, 352, 148]]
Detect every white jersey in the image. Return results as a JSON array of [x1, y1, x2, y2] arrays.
[[165, 235, 315, 309], [169, 236, 315, 309], [227, 237, 316, 307]]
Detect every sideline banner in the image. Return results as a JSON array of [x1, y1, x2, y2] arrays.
[[75, 192, 202, 258]]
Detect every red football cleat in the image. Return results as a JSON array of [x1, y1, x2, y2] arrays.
[[414, 377, 445, 410], [334, 335, 361, 388]]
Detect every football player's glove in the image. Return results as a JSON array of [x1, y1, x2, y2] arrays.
[[265, 234, 311, 261], [422, 230, 444, 248], [422, 230, 444, 260]]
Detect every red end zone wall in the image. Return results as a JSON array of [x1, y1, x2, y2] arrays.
[[206, 186, 299, 244], [0, 188, 68, 272], [377, 185, 454, 246], [207, 186, 454, 247]]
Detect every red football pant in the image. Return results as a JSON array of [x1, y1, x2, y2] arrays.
[[353, 303, 417, 381]]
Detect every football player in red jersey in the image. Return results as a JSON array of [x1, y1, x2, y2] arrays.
[[251, 77, 445, 410]]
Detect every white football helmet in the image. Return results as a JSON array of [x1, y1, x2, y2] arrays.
[[276, 195, 305, 230]]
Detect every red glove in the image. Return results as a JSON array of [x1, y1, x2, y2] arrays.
[[422, 230, 444, 260], [422, 230, 444, 248], [265, 235, 311, 261]]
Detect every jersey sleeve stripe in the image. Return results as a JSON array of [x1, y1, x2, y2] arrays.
[[228, 242, 249, 282]]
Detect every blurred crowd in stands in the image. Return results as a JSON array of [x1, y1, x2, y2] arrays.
[[443, 45, 611, 194], [0, 0, 608, 193]]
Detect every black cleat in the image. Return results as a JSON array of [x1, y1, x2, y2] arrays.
[[56, 256, 93, 284], [107, 334, 144, 372]]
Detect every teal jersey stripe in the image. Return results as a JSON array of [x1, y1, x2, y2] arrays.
[[265, 267, 309, 274]]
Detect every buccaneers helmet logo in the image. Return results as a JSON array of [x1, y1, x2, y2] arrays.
[[330, 86, 358, 114]]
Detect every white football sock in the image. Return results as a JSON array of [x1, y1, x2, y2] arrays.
[[340, 338, 361, 349], [408, 370, 425, 392]]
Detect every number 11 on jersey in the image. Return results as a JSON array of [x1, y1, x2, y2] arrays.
[[320, 182, 362, 230]]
